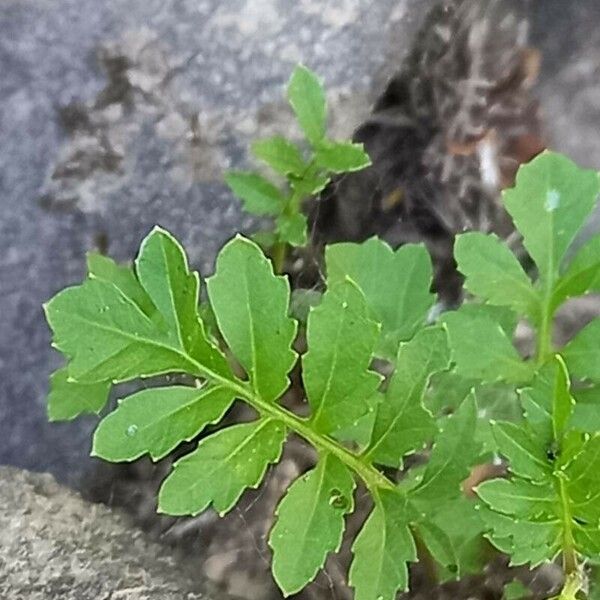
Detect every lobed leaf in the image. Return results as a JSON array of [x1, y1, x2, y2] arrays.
[[493, 421, 551, 481], [410, 393, 480, 506], [92, 385, 235, 461], [47, 367, 110, 421], [326, 238, 434, 359], [45, 278, 192, 383], [87, 252, 154, 315], [225, 171, 286, 216], [313, 140, 371, 173], [304, 280, 381, 434], [350, 491, 416, 600], [442, 307, 533, 384], [502, 151, 600, 285], [366, 327, 450, 468], [158, 419, 286, 516], [251, 136, 306, 177], [270, 454, 355, 595], [287, 65, 327, 146], [207, 236, 297, 403], [454, 232, 538, 320]]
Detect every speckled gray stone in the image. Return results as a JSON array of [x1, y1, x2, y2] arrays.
[[0, 466, 226, 600], [2, 0, 600, 488], [0, 0, 434, 484]]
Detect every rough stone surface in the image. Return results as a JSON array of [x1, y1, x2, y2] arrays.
[[0, 466, 226, 600], [1, 0, 600, 487], [0, 0, 434, 485]]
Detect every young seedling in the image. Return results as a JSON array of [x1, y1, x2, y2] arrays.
[[225, 64, 371, 273], [43, 68, 600, 600]]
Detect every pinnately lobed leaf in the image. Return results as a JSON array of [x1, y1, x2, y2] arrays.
[[365, 327, 450, 468], [442, 306, 533, 384], [206, 236, 297, 403], [454, 232, 539, 320], [270, 454, 355, 595], [303, 279, 382, 434], [158, 419, 286, 517], [326, 238, 434, 360], [477, 356, 600, 568], [251, 136, 307, 177], [224, 171, 286, 216]]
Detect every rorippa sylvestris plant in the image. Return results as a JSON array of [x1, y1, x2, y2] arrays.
[[45, 65, 600, 600]]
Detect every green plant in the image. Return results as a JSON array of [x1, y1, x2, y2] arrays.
[[44, 81, 600, 600], [224, 64, 371, 273]]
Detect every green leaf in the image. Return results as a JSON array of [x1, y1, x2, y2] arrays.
[[479, 508, 559, 567], [47, 367, 111, 421], [45, 278, 193, 383], [476, 478, 556, 517], [563, 318, 600, 382], [87, 253, 154, 315], [492, 421, 552, 481], [454, 232, 538, 319], [290, 168, 330, 197], [207, 236, 297, 403], [366, 327, 450, 468], [276, 212, 308, 247], [503, 151, 600, 284], [442, 307, 533, 384], [410, 393, 479, 506], [313, 141, 371, 173], [251, 136, 307, 177], [136, 228, 231, 379], [553, 234, 600, 307], [565, 434, 600, 524], [158, 419, 286, 516], [571, 386, 600, 433], [326, 238, 434, 359], [287, 65, 327, 146], [350, 491, 416, 600], [304, 280, 381, 434], [92, 385, 235, 461], [426, 497, 488, 578], [416, 520, 458, 576], [46, 228, 232, 384], [225, 171, 286, 216], [270, 454, 355, 595]]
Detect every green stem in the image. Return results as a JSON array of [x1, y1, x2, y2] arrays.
[[180, 351, 396, 494], [271, 240, 287, 275]]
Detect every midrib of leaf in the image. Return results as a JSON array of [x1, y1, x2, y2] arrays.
[[133, 387, 226, 454], [187, 419, 275, 491], [369, 496, 390, 594], [160, 239, 186, 348], [537, 173, 558, 364], [286, 459, 329, 575], [154, 332, 396, 494], [365, 346, 436, 460], [240, 269, 259, 396]]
